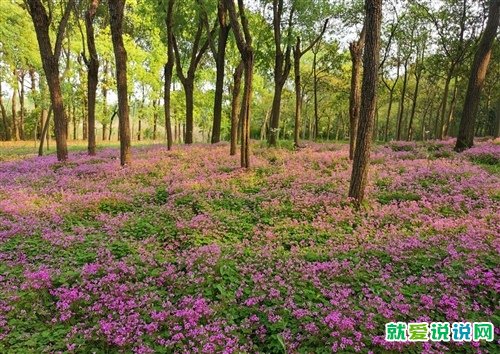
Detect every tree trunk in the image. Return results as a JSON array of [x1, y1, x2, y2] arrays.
[[396, 59, 409, 140], [85, 0, 100, 155], [407, 72, 421, 141], [184, 80, 195, 144], [267, 0, 293, 147], [455, 0, 499, 151], [445, 78, 458, 137], [293, 42, 301, 147], [230, 61, 244, 155], [438, 69, 453, 139], [211, 2, 230, 144], [39, 107, 52, 156], [109, 0, 131, 165], [26, 0, 72, 161], [19, 71, 26, 140], [348, 25, 366, 159], [163, 0, 175, 150], [313, 49, 319, 140], [348, 0, 382, 205], [384, 90, 394, 142], [12, 84, 19, 141], [0, 80, 9, 141], [270, 83, 284, 144], [153, 99, 158, 140], [225, 0, 253, 167]]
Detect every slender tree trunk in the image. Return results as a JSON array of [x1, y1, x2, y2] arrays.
[[109, 109, 117, 141], [164, 0, 175, 150], [225, 0, 253, 167], [184, 80, 195, 144], [268, 0, 293, 147], [445, 78, 458, 137], [12, 84, 19, 141], [153, 99, 158, 140], [211, 2, 230, 144], [313, 50, 320, 140], [439, 69, 453, 139], [19, 72, 26, 140], [82, 96, 88, 140], [293, 40, 302, 147], [27, 0, 72, 161], [230, 61, 244, 155], [72, 105, 77, 140], [39, 107, 52, 156], [455, 0, 499, 151], [384, 90, 394, 142], [396, 59, 409, 140], [109, 0, 131, 165], [84, 0, 100, 155], [349, 0, 382, 205], [348, 25, 366, 159], [407, 72, 421, 141], [0, 80, 9, 141]]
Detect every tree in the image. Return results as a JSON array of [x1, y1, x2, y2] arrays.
[[172, 3, 212, 144], [348, 23, 366, 159], [26, 0, 75, 161], [230, 61, 244, 155], [455, 0, 499, 151], [293, 19, 329, 147], [225, 0, 253, 168], [108, 0, 131, 165], [349, 0, 382, 204], [268, 0, 294, 147], [208, 0, 231, 144], [82, 0, 100, 156], [164, 0, 175, 150]]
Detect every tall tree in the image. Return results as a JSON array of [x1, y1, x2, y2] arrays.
[[455, 0, 499, 151], [293, 19, 329, 147], [208, 0, 231, 144], [268, 0, 295, 146], [108, 0, 132, 165], [172, 4, 212, 144], [164, 0, 175, 150], [82, 0, 100, 156], [225, 0, 253, 168], [348, 23, 366, 159], [230, 61, 244, 155], [26, 0, 74, 161], [349, 0, 382, 204]]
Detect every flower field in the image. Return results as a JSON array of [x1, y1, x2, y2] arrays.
[[0, 141, 498, 353]]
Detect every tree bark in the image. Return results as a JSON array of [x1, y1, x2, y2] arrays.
[[26, 0, 73, 161], [268, 0, 294, 147], [172, 14, 210, 145], [396, 58, 409, 140], [225, 0, 253, 168], [293, 20, 328, 147], [18, 71, 26, 140], [109, 0, 132, 165], [11, 81, 19, 141], [348, 0, 382, 205], [211, 1, 231, 144], [84, 0, 100, 155], [313, 48, 319, 140], [0, 80, 8, 141], [164, 0, 175, 150], [455, 0, 499, 151], [407, 48, 424, 141], [230, 61, 244, 155], [348, 25, 366, 159], [39, 107, 52, 156]]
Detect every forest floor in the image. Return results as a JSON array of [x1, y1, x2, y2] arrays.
[[0, 140, 498, 353]]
